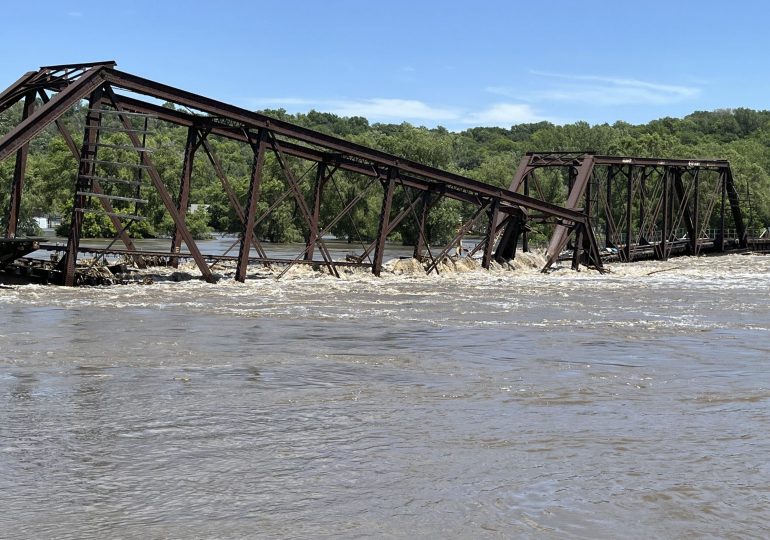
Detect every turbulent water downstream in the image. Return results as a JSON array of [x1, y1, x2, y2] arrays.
[[1, 252, 769, 538]]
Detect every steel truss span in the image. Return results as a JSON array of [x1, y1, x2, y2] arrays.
[[498, 152, 749, 271], [0, 62, 750, 285]]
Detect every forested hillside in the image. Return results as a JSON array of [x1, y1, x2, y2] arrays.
[[1, 101, 769, 244]]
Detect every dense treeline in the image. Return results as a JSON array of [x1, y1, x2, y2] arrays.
[[1, 102, 769, 245]]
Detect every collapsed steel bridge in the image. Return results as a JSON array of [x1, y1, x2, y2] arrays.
[[500, 152, 749, 270], [0, 61, 752, 285]]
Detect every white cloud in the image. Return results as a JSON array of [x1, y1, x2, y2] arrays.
[[248, 97, 553, 128], [328, 98, 459, 121], [461, 103, 548, 126], [528, 71, 700, 105], [250, 97, 459, 122]]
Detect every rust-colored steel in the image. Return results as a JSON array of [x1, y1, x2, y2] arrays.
[[236, 129, 267, 282], [372, 168, 397, 277], [512, 152, 746, 269], [170, 126, 198, 268], [62, 89, 103, 286], [4, 91, 35, 238], [103, 85, 215, 283], [0, 63, 752, 284]]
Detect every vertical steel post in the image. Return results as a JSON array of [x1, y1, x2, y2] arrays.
[[522, 177, 529, 252], [372, 167, 396, 276], [170, 126, 198, 268], [605, 166, 614, 248], [625, 166, 633, 262], [305, 162, 326, 261], [482, 199, 500, 269], [637, 169, 648, 244], [718, 170, 727, 251], [104, 86, 214, 282], [62, 88, 103, 286], [236, 129, 267, 282], [692, 171, 700, 255], [571, 224, 583, 271], [4, 91, 36, 238], [413, 189, 431, 260], [661, 168, 670, 260]]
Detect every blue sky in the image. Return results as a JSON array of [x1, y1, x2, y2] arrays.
[[2, 0, 768, 130]]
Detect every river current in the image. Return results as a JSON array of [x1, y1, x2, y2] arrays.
[[1, 252, 769, 538]]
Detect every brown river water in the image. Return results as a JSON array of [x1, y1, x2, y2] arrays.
[[1, 249, 769, 539]]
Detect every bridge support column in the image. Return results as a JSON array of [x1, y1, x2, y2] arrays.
[[4, 91, 35, 239], [236, 129, 267, 282], [171, 126, 199, 268], [719, 170, 727, 251], [692, 171, 700, 255], [413, 190, 431, 261], [605, 165, 615, 248], [625, 166, 633, 262], [522, 177, 529, 252], [659, 168, 671, 260], [62, 88, 103, 286], [571, 224, 583, 271], [372, 167, 396, 276], [482, 199, 500, 269], [305, 162, 327, 261], [639, 170, 647, 244]]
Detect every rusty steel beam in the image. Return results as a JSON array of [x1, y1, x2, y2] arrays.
[[268, 134, 339, 277], [593, 155, 729, 169], [306, 162, 327, 261], [482, 199, 500, 269], [372, 168, 397, 276], [673, 169, 696, 256], [426, 203, 491, 275], [0, 67, 107, 162], [103, 85, 215, 282], [4, 91, 36, 238], [62, 89, 103, 286], [101, 69, 592, 225], [37, 90, 146, 268], [199, 137, 269, 261], [170, 126, 198, 268], [412, 190, 433, 260], [276, 174, 381, 279], [544, 155, 595, 268], [0, 70, 38, 115], [109, 95, 532, 222], [359, 186, 424, 262], [236, 129, 267, 282]]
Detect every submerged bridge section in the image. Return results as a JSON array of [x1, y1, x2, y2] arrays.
[[500, 152, 750, 270], [0, 61, 605, 284], [0, 62, 755, 285]]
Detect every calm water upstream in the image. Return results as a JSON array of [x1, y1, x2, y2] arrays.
[[1, 252, 769, 539]]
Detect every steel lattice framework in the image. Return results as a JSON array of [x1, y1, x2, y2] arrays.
[[496, 152, 748, 270], [0, 62, 752, 285]]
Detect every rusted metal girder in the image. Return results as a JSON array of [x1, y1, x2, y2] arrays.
[[61, 88, 103, 286], [4, 91, 35, 238], [236, 129, 267, 282], [509, 152, 745, 268], [103, 85, 215, 283], [170, 126, 199, 268], [39, 90, 146, 269], [0, 63, 607, 282]]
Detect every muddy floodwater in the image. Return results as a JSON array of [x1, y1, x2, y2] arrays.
[[1, 252, 769, 538]]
